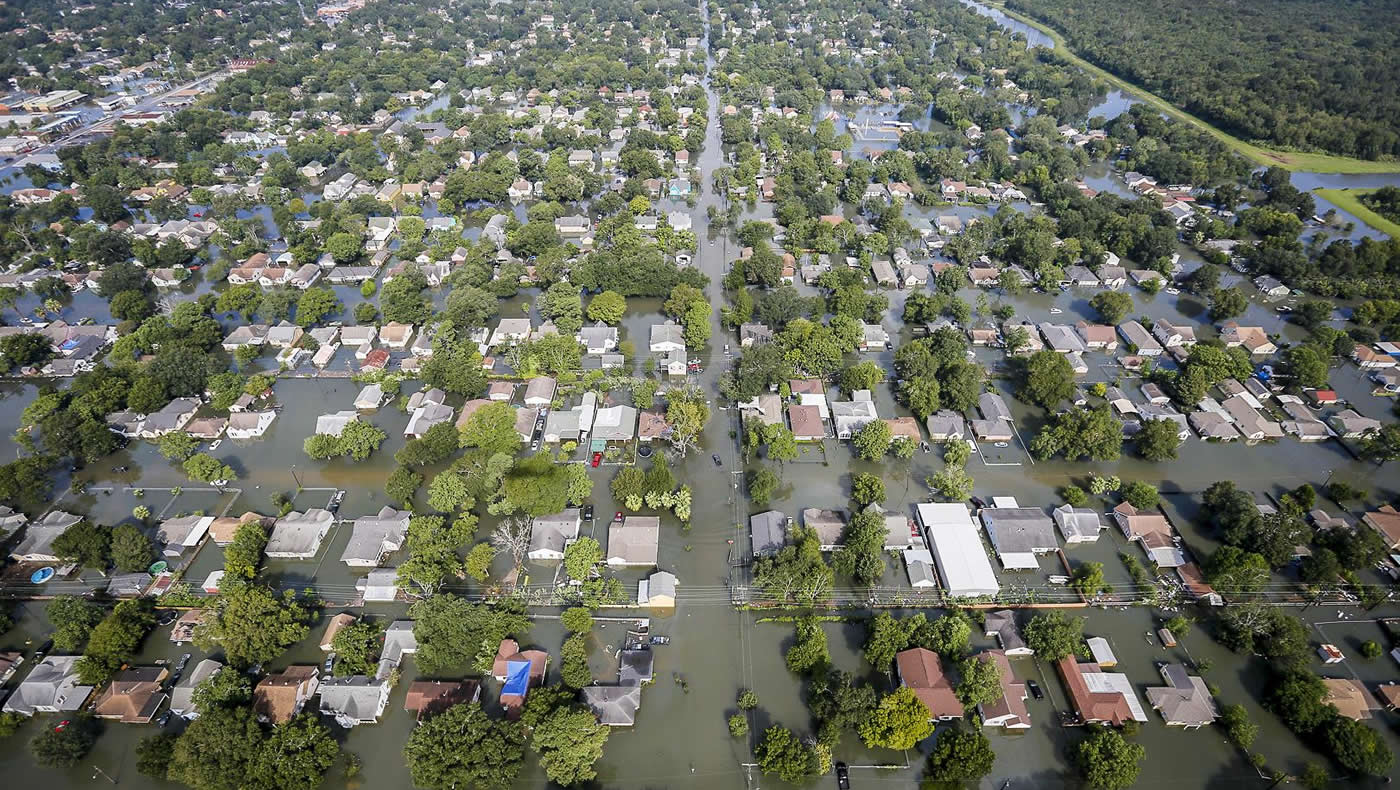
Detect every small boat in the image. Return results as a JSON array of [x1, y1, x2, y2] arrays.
[[1164, 287, 1180, 295], [1048, 307, 1062, 314], [149, 560, 169, 574], [209, 439, 222, 450], [30, 567, 55, 584], [649, 635, 670, 646]]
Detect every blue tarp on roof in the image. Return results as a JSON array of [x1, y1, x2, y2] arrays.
[[501, 659, 531, 697]]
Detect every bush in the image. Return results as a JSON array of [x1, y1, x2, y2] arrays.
[[737, 689, 759, 710], [728, 714, 748, 737], [1061, 485, 1088, 506], [1120, 481, 1159, 510], [1360, 640, 1383, 659]]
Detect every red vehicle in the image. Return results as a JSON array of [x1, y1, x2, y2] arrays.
[[591, 452, 602, 467]]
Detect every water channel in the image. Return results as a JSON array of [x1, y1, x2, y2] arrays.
[[1, 1, 1399, 788]]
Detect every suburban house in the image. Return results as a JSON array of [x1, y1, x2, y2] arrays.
[[1330, 409, 1382, 439], [831, 390, 879, 439], [787, 405, 826, 441], [978, 651, 1031, 729], [1052, 505, 1106, 544], [1220, 323, 1277, 355], [649, 321, 686, 353], [265, 509, 336, 560], [578, 322, 619, 355], [253, 666, 320, 724], [405, 388, 454, 438], [493, 639, 548, 714], [1117, 321, 1162, 355], [93, 667, 169, 723], [582, 685, 642, 726], [895, 648, 964, 721], [925, 411, 966, 443], [8, 510, 83, 563], [607, 516, 660, 567], [984, 610, 1032, 655], [1145, 663, 1218, 728], [735, 394, 781, 429], [750, 511, 788, 557], [154, 514, 214, 559], [802, 508, 849, 551], [1323, 678, 1381, 721], [339, 507, 410, 567], [2, 656, 93, 715], [1113, 503, 1185, 567], [979, 506, 1059, 570], [1153, 320, 1196, 349], [528, 508, 582, 561], [524, 376, 557, 407], [170, 659, 223, 719], [1057, 656, 1148, 726], [638, 570, 677, 608], [227, 410, 276, 439], [318, 676, 391, 727], [1364, 506, 1400, 551], [1075, 322, 1118, 351], [404, 681, 481, 721], [915, 503, 1000, 598]]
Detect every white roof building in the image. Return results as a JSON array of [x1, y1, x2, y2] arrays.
[[915, 503, 1000, 598]]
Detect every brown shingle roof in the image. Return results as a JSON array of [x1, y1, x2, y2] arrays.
[[895, 648, 964, 719]]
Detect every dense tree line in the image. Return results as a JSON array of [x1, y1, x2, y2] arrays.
[[1006, 0, 1400, 159]]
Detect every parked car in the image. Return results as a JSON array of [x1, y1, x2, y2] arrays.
[[1027, 679, 1043, 700], [712, 453, 723, 466], [582, 504, 594, 521], [591, 452, 603, 467], [836, 762, 850, 789]]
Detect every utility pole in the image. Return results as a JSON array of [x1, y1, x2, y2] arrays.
[[91, 765, 117, 784]]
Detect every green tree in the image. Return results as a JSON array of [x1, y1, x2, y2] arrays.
[[560, 634, 592, 689], [248, 714, 341, 790], [167, 706, 264, 790], [957, 654, 1003, 707], [110, 523, 154, 572], [1075, 726, 1146, 790], [294, 287, 340, 327], [408, 595, 530, 675], [331, 620, 385, 676], [863, 612, 914, 671], [1031, 406, 1123, 461], [195, 585, 316, 668], [561, 607, 594, 634], [403, 702, 526, 790], [47, 596, 102, 652], [1090, 291, 1134, 325], [464, 542, 496, 583], [136, 733, 177, 778], [839, 361, 885, 393], [1219, 704, 1257, 750], [1120, 481, 1159, 510], [78, 599, 156, 685], [928, 464, 975, 501], [922, 725, 995, 787], [850, 473, 886, 507], [859, 686, 935, 750], [1024, 611, 1083, 661], [52, 519, 110, 570], [1135, 418, 1181, 461], [325, 232, 362, 264], [754, 726, 819, 784], [754, 526, 834, 605], [1209, 287, 1248, 322], [1071, 561, 1111, 597], [458, 401, 521, 456], [747, 466, 780, 506], [786, 616, 831, 675], [852, 419, 893, 460], [29, 714, 97, 768], [532, 705, 610, 786], [563, 537, 602, 582], [184, 453, 235, 483], [1321, 717, 1393, 777], [1019, 350, 1076, 408], [1204, 545, 1271, 594], [223, 521, 267, 580], [585, 290, 627, 324], [911, 612, 973, 657]]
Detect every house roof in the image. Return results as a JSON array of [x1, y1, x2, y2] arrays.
[[1364, 505, 1400, 547], [1323, 677, 1380, 720], [980, 507, 1058, 562], [592, 404, 637, 441], [321, 613, 358, 650], [404, 680, 480, 719], [529, 508, 581, 555], [2, 655, 93, 715], [978, 650, 1029, 727], [1057, 658, 1146, 725], [750, 511, 788, 556], [802, 508, 848, 547], [619, 649, 655, 685], [1145, 664, 1218, 726], [318, 676, 387, 722], [1053, 505, 1105, 541], [266, 509, 334, 557], [253, 666, 319, 723], [169, 659, 222, 718], [608, 516, 660, 565], [340, 507, 409, 565], [93, 667, 168, 722], [916, 503, 1000, 597], [582, 685, 642, 726], [984, 610, 1028, 653], [895, 648, 964, 719]]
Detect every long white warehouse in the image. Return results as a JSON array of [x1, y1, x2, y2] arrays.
[[916, 503, 1001, 598]]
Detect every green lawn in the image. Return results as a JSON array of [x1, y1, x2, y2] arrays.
[[986, 3, 1400, 175], [1313, 188, 1400, 238]]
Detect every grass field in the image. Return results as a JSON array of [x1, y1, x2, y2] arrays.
[[1313, 188, 1400, 238], [986, 3, 1400, 175]]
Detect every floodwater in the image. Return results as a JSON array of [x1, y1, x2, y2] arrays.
[[2, 1, 1400, 788]]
